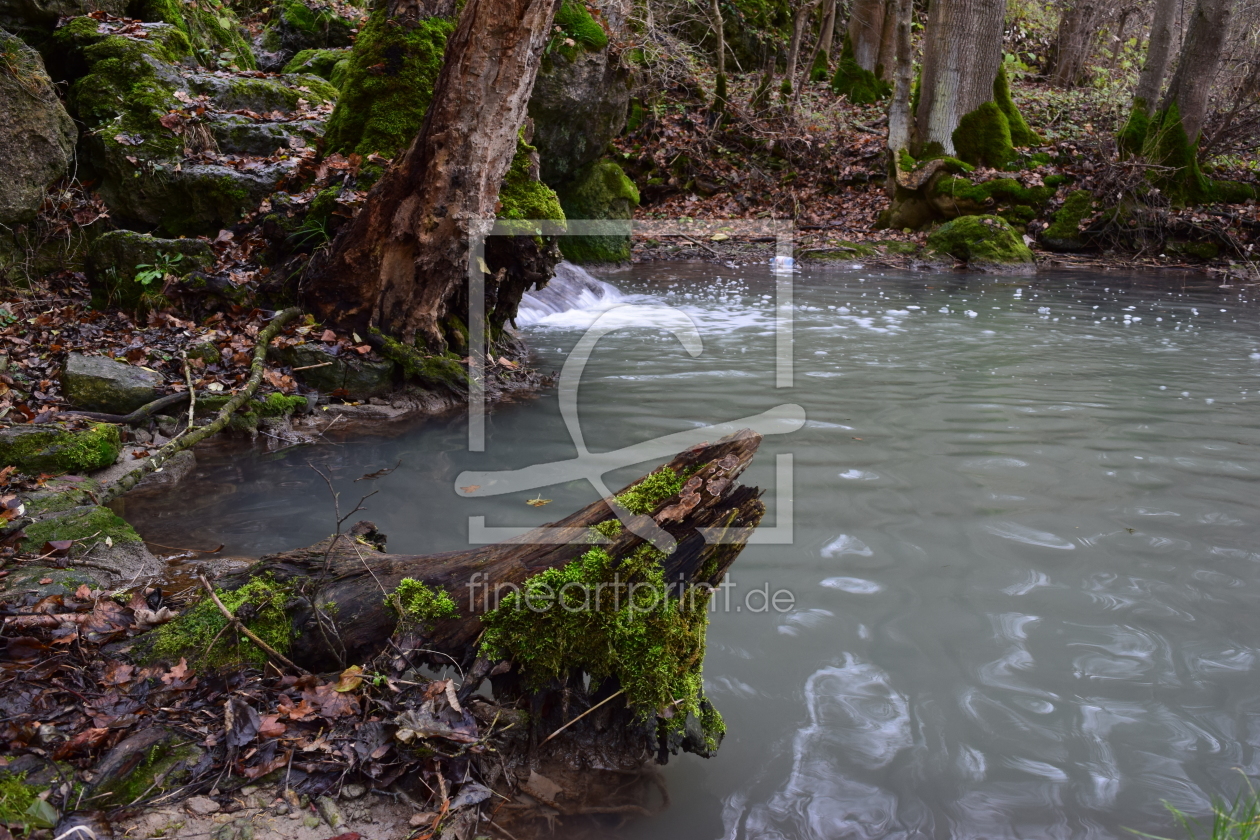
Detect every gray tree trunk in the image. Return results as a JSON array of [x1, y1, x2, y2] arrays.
[[1133, 0, 1179, 112], [874, 0, 897, 78], [886, 0, 914, 193], [1158, 0, 1233, 143], [1050, 0, 1111, 86], [816, 0, 837, 64], [847, 0, 887, 71], [785, 0, 821, 90], [913, 0, 1006, 154]]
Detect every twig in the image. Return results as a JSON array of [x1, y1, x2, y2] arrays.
[[292, 361, 335, 372], [183, 352, 196, 430], [539, 689, 625, 746], [197, 573, 311, 676]]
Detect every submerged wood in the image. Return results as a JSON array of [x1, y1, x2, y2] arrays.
[[231, 429, 767, 671]]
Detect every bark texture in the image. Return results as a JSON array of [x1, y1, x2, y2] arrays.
[[846, 0, 888, 72], [1049, 0, 1110, 86], [1157, 0, 1233, 144], [913, 0, 1006, 154], [300, 0, 561, 352], [886, 0, 914, 192], [1132, 0, 1179, 112]]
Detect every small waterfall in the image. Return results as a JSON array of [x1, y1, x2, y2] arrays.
[[515, 262, 624, 327]]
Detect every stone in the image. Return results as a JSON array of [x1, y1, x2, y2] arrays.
[[269, 343, 396, 399], [186, 796, 221, 816], [0, 423, 121, 473], [187, 72, 338, 113], [62, 353, 163, 414], [0, 0, 127, 46], [255, 0, 356, 72], [0, 31, 77, 225], [339, 782, 367, 800], [556, 159, 639, 263], [86, 230, 215, 311], [134, 448, 195, 490], [315, 795, 344, 827], [206, 114, 325, 156], [925, 215, 1036, 272]]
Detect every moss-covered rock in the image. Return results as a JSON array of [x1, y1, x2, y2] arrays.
[[0, 423, 120, 474], [377, 334, 470, 392], [0, 30, 77, 225], [926, 214, 1035, 270], [23, 503, 141, 548], [256, 0, 354, 71], [205, 113, 325, 155], [498, 136, 566, 224], [187, 71, 337, 111], [132, 0, 255, 69], [555, 159, 638, 263], [321, 9, 455, 158], [830, 36, 889, 104], [952, 101, 1013, 170], [86, 230, 215, 311], [0, 0, 128, 48], [62, 353, 163, 413], [1040, 189, 1093, 252], [930, 175, 1054, 227], [282, 46, 351, 86], [269, 343, 396, 398]]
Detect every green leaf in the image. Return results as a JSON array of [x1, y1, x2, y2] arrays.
[[24, 797, 59, 829], [217, 15, 232, 29]]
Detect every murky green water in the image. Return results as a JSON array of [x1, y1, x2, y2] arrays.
[[125, 263, 1260, 839]]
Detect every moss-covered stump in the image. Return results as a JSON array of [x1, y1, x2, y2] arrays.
[[0, 423, 120, 474], [1040, 189, 1094, 252], [321, 8, 455, 158], [830, 37, 889, 104], [282, 46, 351, 87], [269, 343, 396, 398], [132, 0, 255, 68], [256, 0, 356, 71], [61, 353, 162, 413], [555, 159, 639, 263], [0, 30, 77, 226], [86, 230, 215, 312], [926, 215, 1035, 271]]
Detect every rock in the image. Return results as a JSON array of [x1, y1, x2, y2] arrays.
[[62, 353, 162, 413], [186, 797, 222, 817], [0, 565, 108, 598], [0, 31, 77, 225], [0, 0, 127, 46], [556, 159, 639, 263], [187, 72, 338, 112], [314, 795, 343, 827], [131, 0, 255, 69], [1040, 189, 1094, 252], [206, 114, 324, 156], [282, 47, 351, 87], [134, 448, 195, 490], [256, 0, 356, 72], [87, 230, 215, 311], [21, 504, 161, 582], [269, 343, 396, 398], [0, 422, 120, 473], [925, 215, 1036, 272]]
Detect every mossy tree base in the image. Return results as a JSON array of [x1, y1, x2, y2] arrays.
[[926, 214, 1035, 270]]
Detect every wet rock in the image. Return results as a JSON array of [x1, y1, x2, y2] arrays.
[[134, 448, 196, 490], [62, 353, 162, 413], [186, 796, 222, 817], [21, 504, 163, 582], [0, 423, 121, 473], [555, 158, 639, 263], [315, 795, 343, 827], [0, 31, 77, 225], [270, 343, 396, 399]]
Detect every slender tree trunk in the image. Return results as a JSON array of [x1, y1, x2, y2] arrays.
[[710, 0, 728, 110], [873, 0, 897, 79], [1106, 6, 1137, 71], [847, 0, 888, 72], [1133, 0, 1179, 111], [1050, 0, 1111, 87], [300, 0, 561, 352], [808, 0, 837, 80], [784, 0, 820, 95], [886, 0, 914, 194], [913, 0, 1005, 155]]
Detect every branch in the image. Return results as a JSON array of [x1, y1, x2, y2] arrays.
[[98, 308, 301, 505], [197, 574, 311, 676], [58, 391, 192, 425]]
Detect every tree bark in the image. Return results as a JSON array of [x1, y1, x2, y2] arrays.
[[710, 0, 728, 110], [1132, 0, 1179, 113], [913, 0, 1006, 155], [300, 0, 561, 353], [1157, 0, 1232, 145], [886, 0, 914, 194], [874, 0, 897, 79], [846, 0, 887, 72], [1049, 0, 1111, 87], [784, 0, 821, 95], [808, 0, 837, 79], [230, 431, 767, 671]]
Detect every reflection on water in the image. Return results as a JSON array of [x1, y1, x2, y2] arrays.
[[123, 264, 1260, 839]]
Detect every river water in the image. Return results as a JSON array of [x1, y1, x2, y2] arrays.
[[124, 262, 1260, 840]]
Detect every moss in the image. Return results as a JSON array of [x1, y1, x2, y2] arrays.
[[479, 537, 720, 742], [377, 333, 470, 390], [259, 393, 307, 416], [134, 0, 256, 69], [1142, 102, 1213, 204], [933, 176, 1054, 225], [614, 466, 684, 515], [386, 578, 458, 630], [550, 0, 608, 60], [497, 137, 566, 226], [0, 423, 121, 474], [150, 576, 293, 669], [282, 47, 351, 84], [952, 101, 1013, 169], [992, 64, 1038, 147], [1043, 173, 1071, 188], [1168, 240, 1220, 260], [89, 739, 202, 808], [1041, 189, 1093, 250], [24, 505, 141, 552], [1118, 98, 1150, 156], [555, 159, 638, 263], [1208, 180, 1259, 203], [0, 773, 48, 829], [879, 240, 920, 255], [321, 10, 455, 157], [809, 44, 831, 82], [830, 36, 889, 104], [926, 214, 1034, 267]]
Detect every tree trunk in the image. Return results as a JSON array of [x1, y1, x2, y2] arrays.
[[229, 431, 767, 671], [886, 0, 914, 195], [846, 0, 888, 72], [913, 0, 1005, 156], [784, 0, 821, 97], [1141, 0, 1234, 200], [1106, 6, 1138, 71], [1049, 0, 1111, 87], [710, 0, 728, 111], [1118, 0, 1179, 153], [808, 0, 837, 81], [300, 0, 560, 353], [874, 0, 897, 79]]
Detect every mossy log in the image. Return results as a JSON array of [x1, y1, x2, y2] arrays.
[[224, 430, 767, 672]]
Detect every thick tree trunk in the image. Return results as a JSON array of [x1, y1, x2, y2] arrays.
[[300, 0, 560, 353], [913, 0, 1005, 155], [1049, 0, 1111, 87], [230, 431, 767, 671], [846, 0, 887, 72]]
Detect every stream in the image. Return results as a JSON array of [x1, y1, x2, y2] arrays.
[[121, 261, 1260, 839]]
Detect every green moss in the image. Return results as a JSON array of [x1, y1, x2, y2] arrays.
[[498, 137, 566, 226], [830, 36, 889, 104], [1118, 98, 1150, 156], [377, 333, 470, 390], [24, 505, 141, 552], [555, 159, 638, 263], [614, 467, 684, 515], [321, 10, 455, 157], [282, 47, 351, 84], [260, 393, 308, 416], [1044, 173, 1071, 188], [926, 214, 1034, 266], [479, 538, 719, 742], [1041, 189, 1093, 249], [591, 518, 624, 541], [90, 740, 200, 808], [1208, 180, 1259, 203], [952, 100, 1013, 169], [809, 45, 831, 82], [0, 423, 121, 474], [134, 0, 256, 69], [0, 773, 48, 829], [933, 176, 1054, 225], [150, 576, 293, 669], [550, 0, 608, 60], [993, 64, 1038, 147], [1142, 102, 1211, 203], [386, 578, 458, 630]]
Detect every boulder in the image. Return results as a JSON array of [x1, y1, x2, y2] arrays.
[[255, 0, 357, 72], [0, 423, 120, 473], [19, 504, 163, 584], [0, 30, 77, 225], [282, 47, 351, 87], [61, 353, 163, 413], [187, 71, 338, 112], [269, 343, 396, 398], [925, 215, 1035, 272], [0, 0, 126, 47], [86, 230, 215, 310], [556, 159, 639, 263], [131, 0, 256, 69], [206, 114, 324, 155]]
